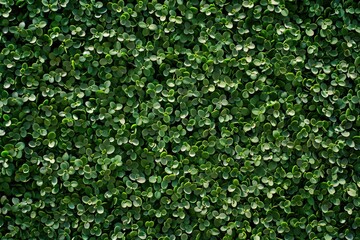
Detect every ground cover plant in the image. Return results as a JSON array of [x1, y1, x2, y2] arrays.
[[0, 0, 360, 239]]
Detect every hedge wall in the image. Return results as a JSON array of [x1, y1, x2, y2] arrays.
[[0, 0, 360, 239]]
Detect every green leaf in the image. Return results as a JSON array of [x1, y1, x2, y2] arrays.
[[149, 24, 158, 31], [106, 145, 115, 154], [48, 131, 56, 139], [355, 56, 360, 66], [285, 72, 295, 81], [1, 151, 9, 157], [347, 187, 358, 197], [306, 29, 314, 36], [149, 176, 157, 183], [210, 228, 220, 236]]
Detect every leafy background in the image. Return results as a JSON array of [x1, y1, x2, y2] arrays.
[[0, 0, 360, 239]]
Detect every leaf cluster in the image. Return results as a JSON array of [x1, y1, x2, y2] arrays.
[[1, 0, 360, 239]]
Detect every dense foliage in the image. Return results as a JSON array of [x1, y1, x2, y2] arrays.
[[1, 0, 360, 239]]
